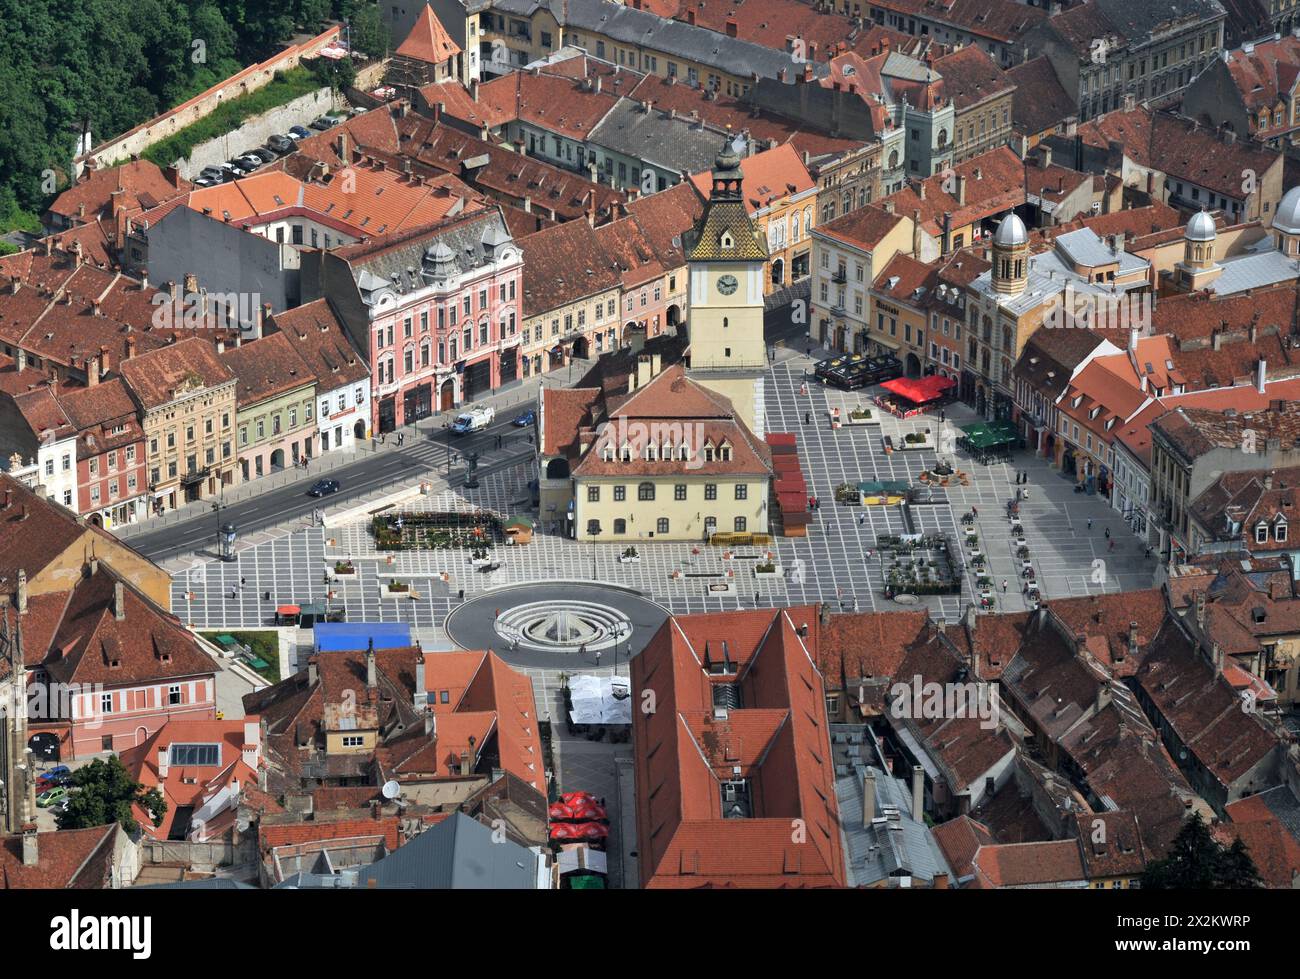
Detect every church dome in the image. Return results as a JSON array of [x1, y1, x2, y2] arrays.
[[1185, 209, 1217, 242], [1273, 186, 1300, 235], [992, 212, 1027, 247]]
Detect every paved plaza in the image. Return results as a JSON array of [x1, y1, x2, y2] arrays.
[[178, 360, 1158, 648]]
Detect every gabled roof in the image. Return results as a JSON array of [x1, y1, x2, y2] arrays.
[[687, 143, 814, 217], [219, 332, 317, 407], [1005, 56, 1074, 138], [268, 299, 370, 390], [395, 4, 462, 64], [0, 825, 120, 889], [120, 336, 235, 410], [356, 812, 539, 888]]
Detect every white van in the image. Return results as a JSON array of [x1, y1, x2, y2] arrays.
[[451, 405, 495, 434]]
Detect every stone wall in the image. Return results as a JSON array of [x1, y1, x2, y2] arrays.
[[175, 87, 338, 179]]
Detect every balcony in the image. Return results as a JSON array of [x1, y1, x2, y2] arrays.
[[180, 466, 210, 487], [831, 268, 848, 285]]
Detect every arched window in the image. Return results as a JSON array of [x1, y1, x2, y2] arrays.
[[638, 481, 656, 501]]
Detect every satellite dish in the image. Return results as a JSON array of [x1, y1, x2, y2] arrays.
[[381, 780, 401, 800]]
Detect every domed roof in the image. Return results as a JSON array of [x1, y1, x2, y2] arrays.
[[1185, 209, 1217, 242], [714, 137, 742, 174], [992, 212, 1027, 248], [1273, 186, 1300, 235]]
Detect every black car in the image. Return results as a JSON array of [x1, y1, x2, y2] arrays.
[[308, 479, 340, 497], [249, 147, 277, 164], [267, 134, 295, 154], [224, 160, 250, 177]]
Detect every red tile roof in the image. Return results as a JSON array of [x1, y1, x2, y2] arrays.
[[0, 825, 120, 889], [395, 4, 461, 64], [882, 145, 1027, 237], [687, 143, 814, 216], [267, 299, 370, 390], [120, 336, 235, 410], [631, 606, 846, 888], [219, 332, 316, 407]]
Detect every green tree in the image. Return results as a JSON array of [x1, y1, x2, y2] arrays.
[[340, 1, 390, 59], [57, 756, 166, 834], [1141, 812, 1264, 889]]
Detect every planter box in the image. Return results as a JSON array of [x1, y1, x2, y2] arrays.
[[754, 566, 783, 577], [898, 436, 936, 451], [846, 411, 877, 425], [471, 558, 492, 567], [619, 555, 642, 564]]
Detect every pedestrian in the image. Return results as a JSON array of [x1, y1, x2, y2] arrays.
[[940, 410, 946, 423], [240, 576, 246, 587], [595, 648, 602, 665], [754, 591, 760, 605], [1001, 579, 1008, 593], [1108, 539, 1115, 552], [1087, 517, 1093, 530], [858, 513, 865, 525], [495, 607, 500, 619], [804, 411, 811, 425], [1104, 527, 1110, 540], [458, 588, 465, 601], [972, 505, 978, 517]]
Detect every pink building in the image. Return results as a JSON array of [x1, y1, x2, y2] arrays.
[[58, 377, 148, 529], [24, 565, 218, 759], [313, 208, 523, 432]]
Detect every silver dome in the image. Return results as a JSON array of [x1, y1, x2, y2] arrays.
[[1273, 186, 1300, 235], [1185, 209, 1217, 242], [992, 212, 1027, 247]]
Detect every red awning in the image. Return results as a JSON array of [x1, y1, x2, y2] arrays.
[[879, 374, 956, 403], [276, 605, 301, 616]]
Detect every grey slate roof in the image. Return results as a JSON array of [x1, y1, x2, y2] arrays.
[[1052, 227, 1149, 274], [589, 98, 728, 173], [506, 0, 828, 81], [1090, 0, 1226, 48], [1208, 246, 1300, 296], [359, 812, 542, 888]]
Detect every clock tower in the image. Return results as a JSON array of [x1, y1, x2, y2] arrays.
[[684, 138, 769, 435]]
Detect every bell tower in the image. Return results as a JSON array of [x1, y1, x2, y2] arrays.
[[684, 137, 768, 433]]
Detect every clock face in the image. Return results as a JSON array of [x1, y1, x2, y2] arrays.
[[717, 274, 739, 296]]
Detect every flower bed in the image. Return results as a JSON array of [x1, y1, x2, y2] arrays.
[[754, 562, 783, 577], [333, 561, 356, 575], [372, 509, 502, 551]]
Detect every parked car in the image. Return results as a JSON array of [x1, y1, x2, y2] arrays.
[[267, 134, 295, 154], [36, 765, 70, 788], [223, 161, 250, 177], [309, 116, 339, 131], [235, 154, 264, 171], [289, 125, 312, 141], [308, 479, 340, 497], [193, 177, 219, 188], [198, 166, 226, 181], [512, 409, 535, 427], [249, 147, 277, 164], [36, 786, 69, 808]]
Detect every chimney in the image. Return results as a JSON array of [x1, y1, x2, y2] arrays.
[[819, 602, 831, 628], [366, 640, 377, 688], [415, 653, 427, 710], [124, 336, 136, 360], [114, 581, 125, 621], [21, 825, 38, 867], [1256, 358, 1267, 394], [1211, 640, 1224, 673], [459, 750, 470, 775], [16, 568, 27, 614], [955, 173, 966, 206], [469, 79, 480, 102], [336, 131, 349, 163], [308, 659, 318, 686], [918, 182, 926, 201], [424, 710, 435, 737], [1040, 144, 1052, 169], [862, 769, 877, 826], [1124, 621, 1137, 662], [86, 353, 99, 387], [157, 747, 169, 780], [882, 200, 895, 215], [98, 346, 110, 380], [910, 765, 924, 821], [1195, 591, 1206, 629], [243, 719, 260, 768]]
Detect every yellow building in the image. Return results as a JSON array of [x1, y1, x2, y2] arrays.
[[120, 337, 239, 514]]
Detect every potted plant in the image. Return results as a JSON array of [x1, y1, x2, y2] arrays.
[[471, 547, 492, 567], [388, 580, 409, 594], [620, 545, 641, 563], [333, 560, 356, 575], [755, 561, 782, 576]]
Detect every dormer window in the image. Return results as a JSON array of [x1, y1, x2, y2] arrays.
[[602, 443, 614, 462], [1276, 517, 1288, 543], [645, 443, 657, 461], [721, 232, 734, 250], [661, 440, 673, 460], [703, 439, 716, 462], [719, 440, 732, 461], [679, 444, 690, 461], [620, 442, 632, 462], [1256, 522, 1269, 544]]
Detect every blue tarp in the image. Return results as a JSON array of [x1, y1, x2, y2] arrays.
[[314, 622, 412, 654]]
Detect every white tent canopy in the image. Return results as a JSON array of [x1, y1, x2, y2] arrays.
[[568, 674, 632, 725]]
